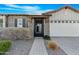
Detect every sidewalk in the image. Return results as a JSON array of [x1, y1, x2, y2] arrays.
[[29, 37, 48, 55]]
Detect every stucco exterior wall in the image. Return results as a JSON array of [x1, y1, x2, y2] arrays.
[[49, 8, 79, 37], [0, 15, 6, 28], [44, 19, 49, 36], [29, 18, 34, 38]]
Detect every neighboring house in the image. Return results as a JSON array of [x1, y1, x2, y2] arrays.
[[0, 6, 79, 37]]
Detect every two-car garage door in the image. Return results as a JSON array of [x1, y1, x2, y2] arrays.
[[50, 20, 79, 37]]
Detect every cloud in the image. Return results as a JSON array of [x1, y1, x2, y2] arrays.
[[5, 4, 20, 8], [5, 4, 40, 11], [3, 4, 53, 15], [26, 9, 52, 15], [0, 8, 19, 10]]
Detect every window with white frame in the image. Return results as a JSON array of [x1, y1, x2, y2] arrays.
[[52, 20, 79, 23], [15, 18, 26, 27], [17, 18, 23, 27], [0, 19, 3, 27], [62, 20, 64, 23]]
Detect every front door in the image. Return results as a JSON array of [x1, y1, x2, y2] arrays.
[[34, 19, 44, 37]]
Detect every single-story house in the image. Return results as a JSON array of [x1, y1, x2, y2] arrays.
[[0, 6, 79, 37]]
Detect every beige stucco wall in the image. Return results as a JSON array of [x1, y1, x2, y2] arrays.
[[44, 18, 49, 36], [0, 15, 6, 28], [31, 18, 34, 38], [49, 8, 79, 37]]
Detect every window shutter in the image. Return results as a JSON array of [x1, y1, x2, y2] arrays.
[[15, 19, 17, 27], [6, 19, 8, 27], [23, 19, 25, 27], [6, 16, 8, 27]]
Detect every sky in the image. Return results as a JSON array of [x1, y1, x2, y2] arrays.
[[0, 4, 79, 15]]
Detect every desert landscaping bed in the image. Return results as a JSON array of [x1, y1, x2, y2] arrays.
[[6, 39, 34, 55], [44, 40, 67, 55], [0, 28, 34, 55]]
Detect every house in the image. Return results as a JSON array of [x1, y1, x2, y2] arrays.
[[0, 6, 79, 37]]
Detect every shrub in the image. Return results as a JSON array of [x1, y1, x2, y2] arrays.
[[43, 35, 50, 40], [0, 39, 12, 55], [47, 41, 60, 50], [1, 28, 32, 40]]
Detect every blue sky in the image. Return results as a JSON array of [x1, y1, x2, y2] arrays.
[[0, 4, 79, 15]]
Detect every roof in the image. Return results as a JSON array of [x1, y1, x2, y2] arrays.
[[0, 14, 29, 16], [42, 6, 79, 15], [0, 14, 51, 16], [29, 15, 50, 19], [0, 14, 51, 19]]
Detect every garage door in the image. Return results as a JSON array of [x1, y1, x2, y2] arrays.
[[50, 20, 79, 37]]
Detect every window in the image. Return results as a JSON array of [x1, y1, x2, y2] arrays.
[[69, 21, 72, 23], [73, 21, 76, 23], [17, 18, 23, 27], [0, 19, 3, 27], [58, 20, 61, 23], [15, 18, 27, 27], [36, 24, 42, 33], [54, 20, 57, 23], [62, 21, 64, 23], [51, 20, 53, 23], [52, 20, 79, 23], [65, 20, 68, 23]]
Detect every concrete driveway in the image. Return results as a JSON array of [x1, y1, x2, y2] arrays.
[[52, 37, 79, 55]]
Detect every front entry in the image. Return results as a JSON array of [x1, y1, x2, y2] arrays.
[[34, 18, 44, 37]]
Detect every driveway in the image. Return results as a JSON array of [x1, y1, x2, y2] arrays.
[[52, 37, 79, 55]]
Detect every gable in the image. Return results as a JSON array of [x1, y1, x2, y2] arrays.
[[50, 9, 79, 21], [42, 6, 79, 15]]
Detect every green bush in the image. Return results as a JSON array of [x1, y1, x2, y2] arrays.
[[0, 39, 12, 55], [43, 35, 51, 40]]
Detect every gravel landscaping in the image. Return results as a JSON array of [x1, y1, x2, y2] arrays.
[[44, 40, 67, 55], [6, 39, 34, 55]]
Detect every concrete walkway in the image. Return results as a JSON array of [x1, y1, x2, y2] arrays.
[[29, 37, 48, 55]]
